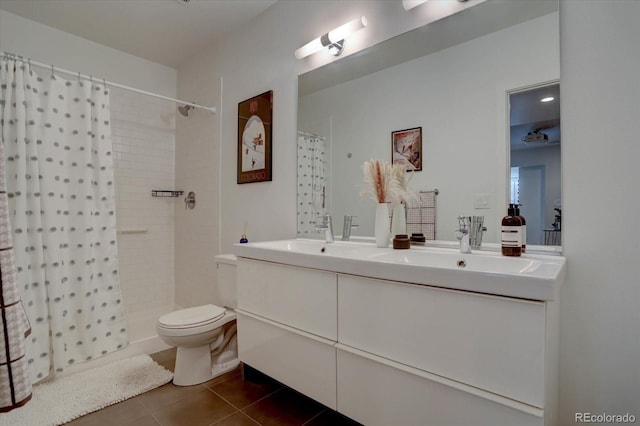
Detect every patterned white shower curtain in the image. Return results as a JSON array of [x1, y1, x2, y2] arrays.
[[0, 57, 128, 383], [297, 133, 327, 236]]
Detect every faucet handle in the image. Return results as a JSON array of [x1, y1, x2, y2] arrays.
[[457, 216, 470, 231]]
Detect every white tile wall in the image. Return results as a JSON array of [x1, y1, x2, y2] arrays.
[[110, 87, 176, 317], [174, 76, 220, 308]]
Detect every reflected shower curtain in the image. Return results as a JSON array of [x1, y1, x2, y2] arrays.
[[297, 133, 327, 236], [0, 57, 128, 382]]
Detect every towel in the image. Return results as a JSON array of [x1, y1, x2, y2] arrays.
[[0, 133, 33, 412]]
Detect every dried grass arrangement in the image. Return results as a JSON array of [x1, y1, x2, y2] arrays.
[[362, 159, 397, 203], [391, 163, 420, 206]]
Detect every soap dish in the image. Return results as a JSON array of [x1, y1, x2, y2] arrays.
[[393, 234, 411, 249]]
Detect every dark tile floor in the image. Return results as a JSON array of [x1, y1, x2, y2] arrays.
[[67, 348, 361, 426]]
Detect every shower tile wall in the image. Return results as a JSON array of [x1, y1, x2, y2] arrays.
[[174, 76, 220, 309], [110, 88, 176, 321]]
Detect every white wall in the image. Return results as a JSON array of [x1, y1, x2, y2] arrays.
[[1, 10, 179, 333], [110, 88, 176, 331], [560, 0, 640, 421], [176, 0, 640, 422], [511, 145, 562, 238], [0, 10, 176, 97], [298, 13, 559, 243], [175, 0, 487, 305]]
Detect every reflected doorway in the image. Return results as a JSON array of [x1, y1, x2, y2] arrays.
[[509, 82, 561, 246]]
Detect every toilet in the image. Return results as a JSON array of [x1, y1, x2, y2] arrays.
[[156, 254, 239, 386]]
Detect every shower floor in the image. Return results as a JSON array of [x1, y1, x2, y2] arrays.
[[66, 348, 360, 426]]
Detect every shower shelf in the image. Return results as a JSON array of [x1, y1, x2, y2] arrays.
[[151, 190, 184, 198], [118, 228, 148, 234]]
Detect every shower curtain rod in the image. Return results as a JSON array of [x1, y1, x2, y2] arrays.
[[1, 51, 217, 113], [297, 130, 325, 140]]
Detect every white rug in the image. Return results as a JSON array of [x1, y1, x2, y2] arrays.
[[0, 354, 173, 426]]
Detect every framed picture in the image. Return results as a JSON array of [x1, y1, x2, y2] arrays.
[[391, 127, 422, 171], [237, 90, 273, 184]]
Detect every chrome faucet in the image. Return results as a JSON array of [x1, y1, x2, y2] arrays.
[[455, 216, 472, 254], [315, 215, 334, 243], [342, 215, 359, 241]]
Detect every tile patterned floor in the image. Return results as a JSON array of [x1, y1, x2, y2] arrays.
[[67, 349, 361, 426]]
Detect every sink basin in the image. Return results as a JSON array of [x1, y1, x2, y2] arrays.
[[247, 239, 377, 257], [233, 238, 566, 300], [368, 250, 539, 274]]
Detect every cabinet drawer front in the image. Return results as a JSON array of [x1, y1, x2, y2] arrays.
[[237, 259, 337, 340], [338, 274, 545, 407], [237, 312, 337, 409], [337, 348, 543, 426]]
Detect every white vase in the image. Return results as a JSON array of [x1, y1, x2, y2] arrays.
[[375, 203, 391, 248], [391, 203, 407, 236]]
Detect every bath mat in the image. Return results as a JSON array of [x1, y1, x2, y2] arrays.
[[0, 354, 173, 426]]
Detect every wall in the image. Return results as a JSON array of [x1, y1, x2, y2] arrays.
[[110, 87, 176, 335], [1, 10, 178, 336], [560, 0, 640, 422], [174, 75, 220, 308], [176, 0, 640, 421], [511, 145, 561, 239], [175, 0, 488, 306], [0, 10, 176, 97], [298, 13, 559, 243]]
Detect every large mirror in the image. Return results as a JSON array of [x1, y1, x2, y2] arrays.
[[297, 0, 560, 248]]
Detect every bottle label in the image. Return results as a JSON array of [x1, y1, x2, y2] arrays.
[[521, 225, 527, 247], [502, 226, 522, 247]]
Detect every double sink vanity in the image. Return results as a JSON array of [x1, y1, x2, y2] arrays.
[[233, 238, 566, 426]]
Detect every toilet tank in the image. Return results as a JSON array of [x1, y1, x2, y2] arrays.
[[215, 254, 237, 308]]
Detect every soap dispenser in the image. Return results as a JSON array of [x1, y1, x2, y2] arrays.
[[514, 204, 526, 253], [501, 204, 522, 257]]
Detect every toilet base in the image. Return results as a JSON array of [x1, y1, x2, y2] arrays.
[[212, 358, 241, 379], [173, 345, 214, 386]]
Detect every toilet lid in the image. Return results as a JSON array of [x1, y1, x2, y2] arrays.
[[158, 304, 226, 329]]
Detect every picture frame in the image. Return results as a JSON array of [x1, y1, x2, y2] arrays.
[[391, 127, 422, 171], [237, 90, 273, 184]]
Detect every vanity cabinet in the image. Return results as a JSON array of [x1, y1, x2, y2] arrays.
[[236, 257, 559, 425], [236, 258, 337, 408], [337, 274, 552, 426]]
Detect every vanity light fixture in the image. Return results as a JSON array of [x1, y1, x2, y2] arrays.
[[402, 0, 428, 10], [540, 96, 555, 103], [295, 16, 368, 59]]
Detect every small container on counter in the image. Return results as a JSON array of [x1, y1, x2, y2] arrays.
[[393, 234, 411, 249]]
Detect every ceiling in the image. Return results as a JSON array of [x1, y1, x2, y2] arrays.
[[510, 83, 561, 151], [0, 0, 278, 68]]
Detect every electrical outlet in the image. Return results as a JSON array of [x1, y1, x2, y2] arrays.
[[474, 194, 490, 209]]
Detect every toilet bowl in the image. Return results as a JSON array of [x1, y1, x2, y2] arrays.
[[156, 254, 239, 386]]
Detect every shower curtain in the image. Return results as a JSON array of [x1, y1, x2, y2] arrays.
[[297, 132, 327, 236], [0, 57, 128, 383]]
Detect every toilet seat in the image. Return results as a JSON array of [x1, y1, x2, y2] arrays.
[[158, 304, 226, 329]]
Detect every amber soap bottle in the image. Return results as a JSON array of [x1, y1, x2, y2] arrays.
[[514, 204, 526, 253], [501, 204, 523, 256]]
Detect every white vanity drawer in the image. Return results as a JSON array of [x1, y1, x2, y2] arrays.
[[237, 258, 337, 340], [338, 274, 546, 407], [336, 346, 543, 426], [237, 311, 337, 409]]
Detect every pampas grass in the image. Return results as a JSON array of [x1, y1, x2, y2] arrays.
[[362, 159, 419, 205], [391, 163, 420, 206], [363, 159, 398, 203]]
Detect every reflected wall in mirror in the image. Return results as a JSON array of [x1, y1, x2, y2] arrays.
[[297, 0, 560, 247], [509, 82, 561, 246]]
